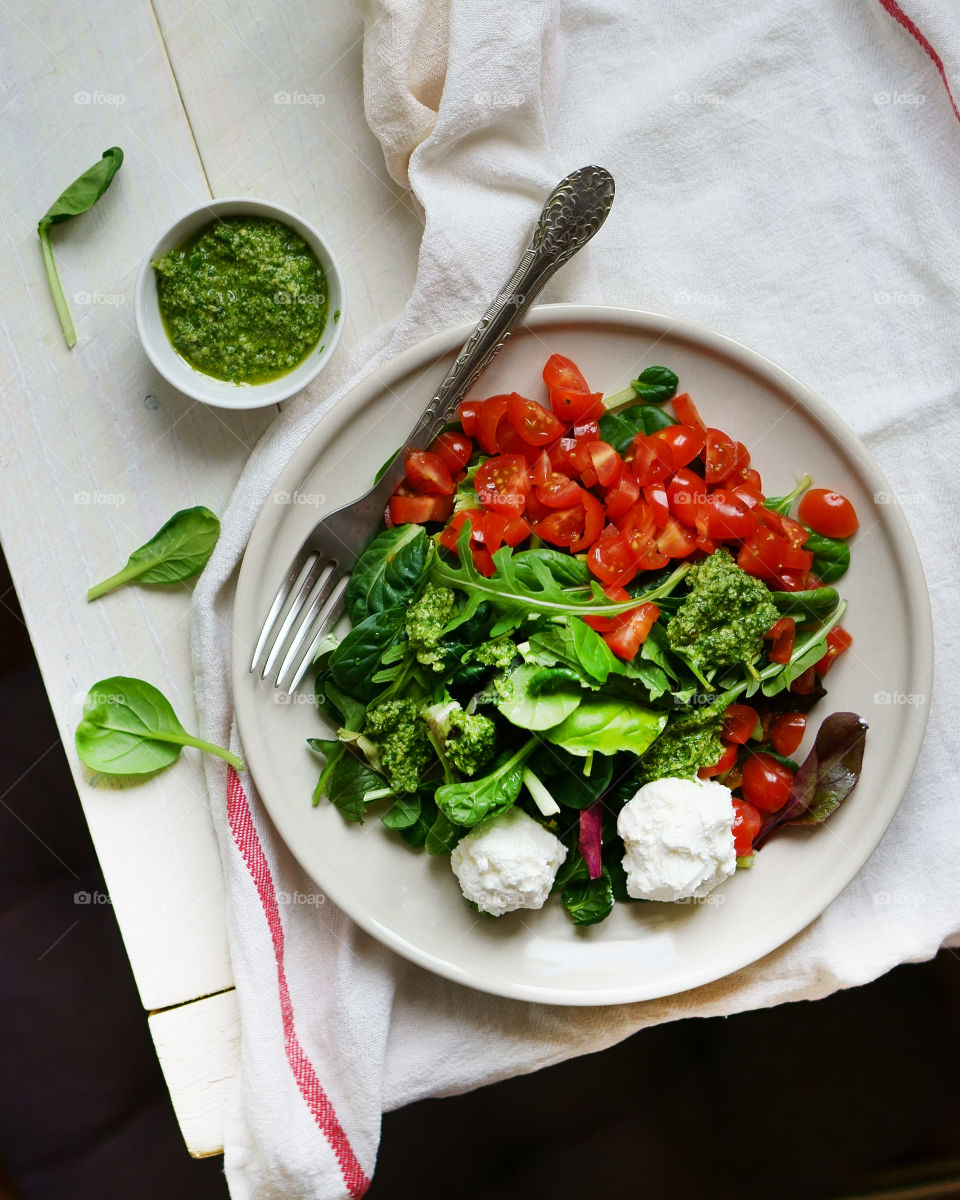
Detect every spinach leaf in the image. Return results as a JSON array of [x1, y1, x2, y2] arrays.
[[545, 699, 667, 757], [765, 476, 812, 517], [599, 404, 675, 454], [425, 811, 464, 855], [496, 663, 582, 730], [323, 753, 388, 823], [317, 679, 366, 731], [755, 712, 868, 847], [308, 737, 345, 806], [329, 606, 405, 699], [631, 365, 679, 403], [381, 793, 421, 830], [87, 506, 220, 600], [526, 619, 618, 685], [75, 676, 243, 776], [772, 587, 840, 623], [397, 794, 436, 847], [511, 548, 590, 589], [38, 147, 124, 348], [561, 870, 615, 926], [344, 526, 430, 624], [434, 741, 535, 826], [801, 531, 850, 584], [528, 742, 613, 809]]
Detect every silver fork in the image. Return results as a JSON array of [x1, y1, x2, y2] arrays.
[[251, 164, 616, 692]]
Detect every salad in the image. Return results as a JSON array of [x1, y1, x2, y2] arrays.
[[308, 355, 868, 926]]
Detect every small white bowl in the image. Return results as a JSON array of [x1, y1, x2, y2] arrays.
[[134, 197, 345, 409]]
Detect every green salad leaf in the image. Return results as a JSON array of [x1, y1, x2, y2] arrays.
[[87, 506, 220, 600], [598, 404, 675, 454], [545, 699, 667, 757], [434, 741, 535, 827], [329, 606, 405, 699], [561, 870, 615, 926], [344, 526, 430, 624], [496, 662, 583, 730], [801, 531, 851, 584]]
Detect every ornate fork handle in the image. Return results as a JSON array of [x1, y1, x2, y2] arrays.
[[386, 165, 615, 477]]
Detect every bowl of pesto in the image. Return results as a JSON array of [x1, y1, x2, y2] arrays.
[[135, 197, 345, 409]]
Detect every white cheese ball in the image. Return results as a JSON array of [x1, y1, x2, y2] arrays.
[[450, 806, 567, 917], [618, 777, 736, 903]]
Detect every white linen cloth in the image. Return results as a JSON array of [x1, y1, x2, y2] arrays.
[[191, 2, 960, 1195]]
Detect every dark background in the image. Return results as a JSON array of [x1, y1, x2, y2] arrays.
[[1, 543, 958, 1200]]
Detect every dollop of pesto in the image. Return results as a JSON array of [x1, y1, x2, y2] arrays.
[[667, 548, 779, 674], [635, 708, 724, 784], [153, 216, 327, 383]]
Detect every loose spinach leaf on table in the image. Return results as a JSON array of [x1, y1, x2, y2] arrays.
[[87, 506, 220, 600], [328, 606, 405, 700], [344, 526, 430, 624], [76, 675, 242, 776], [38, 147, 124, 348], [598, 404, 675, 454]]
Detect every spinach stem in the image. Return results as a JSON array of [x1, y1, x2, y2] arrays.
[[87, 563, 144, 601], [601, 386, 637, 411], [38, 224, 77, 348], [151, 728, 244, 772]]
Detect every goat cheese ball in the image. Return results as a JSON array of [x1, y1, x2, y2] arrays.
[[618, 777, 736, 903], [451, 806, 567, 917]]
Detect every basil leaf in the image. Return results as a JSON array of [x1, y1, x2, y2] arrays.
[[496, 663, 582, 731], [344, 526, 430, 624], [598, 404, 675, 454], [75, 676, 242, 776], [801, 531, 851, 584], [631, 366, 679, 404], [545, 700, 667, 757], [561, 870, 615, 926], [87, 506, 220, 600], [38, 147, 124, 348], [329, 606, 405, 699]]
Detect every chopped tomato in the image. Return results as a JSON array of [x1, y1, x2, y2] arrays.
[[550, 438, 580, 477], [531, 450, 552, 486], [704, 428, 738, 483], [731, 441, 751, 474], [765, 616, 796, 664], [439, 508, 486, 551], [502, 514, 532, 546], [732, 467, 764, 492], [673, 391, 706, 431], [656, 515, 697, 558], [816, 625, 853, 676], [667, 468, 707, 525], [630, 434, 674, 487], [404, 450, 455, 496], [723, 704, 759, 745], [536, 504, 587, 547], [738, 529, 814, 588], [474, 455, 531, 516], [651, 424, 706, 471], [523, 490, 551, 521], [495, 421, 542, 463], [570, 492, 605, 553], [780, 515, 810, 549], [770, 712, 806, 757], [507, 393, 565, 445], [587, 528, 641, 588], [550, 387, 604, 424], [585, 441, 622, 488], [731, 798, 763, 855], [643, 483, 671, 529], [731, 483, 764, 510], [798, 488, 859, 538], [699, 741, 738, 780], [430, 430, 473, 473], [574, 419, 600, 441], [543, 353, 590, 393], [537, 473, 583, 509], [695, 489, 758, 542], [741, 753, 794, 814], [390, 492, 452, 525], [583, 583, 632, 631], [458, 399, 482, 437], [620, 501, 670, 568], [603, 472, 640, 520], [475, 394, 511, 454], [603, 602, 660, 660], [471, 545, 496, 576]]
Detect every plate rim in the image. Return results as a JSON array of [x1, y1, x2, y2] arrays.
[[233, 302, 934, 1005]]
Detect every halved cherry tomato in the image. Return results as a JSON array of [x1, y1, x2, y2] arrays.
[[731, 441, 751, 474], [390, 493, 452, 525], [603, 602, 660, 660], [603, 472, 640, 520], [695, 489, 758, 542], [798, 488, 859, 538], [741, 753, 794, 813], [587, 529, 641, 588], [574, 419, 600, 441], [673, 391, 706, 431], [630, 435, 674, 487], [723, 704, 759, 745], [495, 420, 542, 464], [816, 626, 853, 676], [643, 483, 671, 529], [550, 438, 580, 477], [667, 468, 707, 525], [474, 454, 531, 516], [502, 515, 532, 546], [507, 393, 565, 445], [430, 430, 473, 473], [732, 467, 764, 492], [738, 529, 814, 588], [538, 473, 583, 509], [476, 394, 511, 454], [656, 515, 697, 558], [571, 491, 605, 552], [531, 450, 552, 486], [405, 450, 455, 496], [731, 798, 763, 855], [585, 441, 622, 488], [523, 490, 551, 521], [550, 388, 604, 424], [458, 399, 482, 437], [583, 583, 632, 632], [620, 501, 670, 568], [770, 712, 806, 757], [439, 508, 486, 552], [536, 504, 586, 547], [780, 515, 810, 549], [765, 616, 796, 665], [651, 424, 706, 471], [543, 353, 590, 393], [704, 428, 738, 483], [471, 545, 496, 576], [699, 742, 738, 780]]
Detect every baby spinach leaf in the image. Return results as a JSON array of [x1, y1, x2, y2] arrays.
[[345, 525, 430, 624], [599, 404, 675, 453], [308, 737, 344, 806], [329, 606, 405, 699], [801, 531, 850, 584], [511, 548, 590, 589], [317, 679, 366, 732], [772, 587, 840, 622], [526, 620, 618, 685], [381, 793, 421, 830], [765, 476, 812, 517], [528, 743, 613, 809], [87, 506, 220, 600], [562, 871, 615, 926], [434, 741, 535, 827], [323, 753, 387, 823], [38, 147, 124, 348], [496, 663, 582, 730], [545, 699, 667, 757], [425, 811, 464, 855], [630, 365, 679, 403], [75, 676, 243, 776]]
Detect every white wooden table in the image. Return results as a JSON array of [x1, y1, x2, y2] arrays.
[[0, 0, 419, 1157]]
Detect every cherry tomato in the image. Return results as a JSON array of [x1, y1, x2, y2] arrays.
[[507, 393, 565, 445], [732, 467, 764, 492], [583, 583, 632, 632], [695, 489, 758, 542], [704, 428, 738, 483], [779, 515, 809, 549], [550, 438, 580, 477], [731, 798, 763, 855], [630, 434, 674, 487], [667, 468, 707, 525], [571, 491, 605, 552], [699, 741, 738, 780], [672, 391, 706, 431], [458, 399, 482, 437], [404, 450, 455, 496], [543, 353, 590, 393], [603, 472, 640, 520], [430, 430, 473, 473], [587, 529, 641, 588], [741, 753, 794, 814], [798, 488, 859, 538], [731, 483, 765, 509], [723, 704, 759, 745], [523, 490, 551, 521], [765, 616, 796, 665], [476, 394, 511, 455], [495, 420, 542, 464], [574, 419, 600, 441], [390, 493, 452, 525], [643, 483, 671, 529], [471, 545, 496, 576], [502, 514, 532, 546], [531, 450, 552, 486], [603, 602, 660, 660], [651, 424, 706, 471], [620, 500, 670, 569], [474, 454, 531, 516], [585, 441, 622, 488], [536, 504, 588, 547], [770, 712, 806, 757], [653, 515, 695, 559], [737, 530, 814, 588], [537, 473, 583, 509], [550, 387, 604, 424], [816, 625, 853, 676], [439, 508, 487, 552]]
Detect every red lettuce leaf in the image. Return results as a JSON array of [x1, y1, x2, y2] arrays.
[[578, 802, 603, 879]]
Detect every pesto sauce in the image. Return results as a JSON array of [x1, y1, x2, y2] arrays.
[[153, 216, 328, 383]]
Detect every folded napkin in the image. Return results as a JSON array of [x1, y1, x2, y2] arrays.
[[191, 1, 960, 1195]]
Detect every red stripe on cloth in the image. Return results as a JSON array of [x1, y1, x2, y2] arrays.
[[875, 0, 960, 124], [226, 767, 371, 1197]]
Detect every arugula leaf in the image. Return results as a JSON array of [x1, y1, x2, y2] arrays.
[[511, 548, 590, 589], [801, 531, 851, 584], [599, 404, 675, 454], [75, 676, 242, 776], [496, 662, 583, 730], [344, 526, 430, 624], [87, 506, 220, 600], [329, 606, 405, 699], [561, 870, 615, 926], [545, 699, 667, 757], [434, 741, 535, 826], [38, 147, 124, 348]]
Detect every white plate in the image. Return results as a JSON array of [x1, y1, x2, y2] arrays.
[[233, 304, 932, 1005]]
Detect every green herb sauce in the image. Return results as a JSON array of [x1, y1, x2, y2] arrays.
[[153, 216, 327, 383]]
